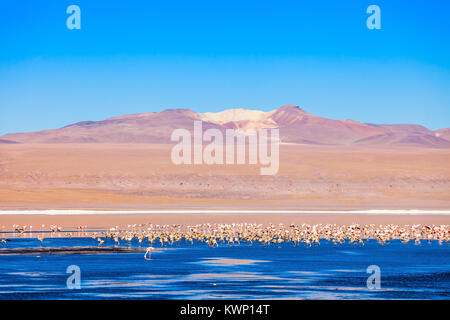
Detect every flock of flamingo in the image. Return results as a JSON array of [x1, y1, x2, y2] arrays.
[[1, 222, 449, 250]]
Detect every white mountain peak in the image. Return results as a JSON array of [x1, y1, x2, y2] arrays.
[[200, 108, 276, 124]]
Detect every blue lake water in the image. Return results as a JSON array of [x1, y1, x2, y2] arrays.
[[0, 237, 449, 299]]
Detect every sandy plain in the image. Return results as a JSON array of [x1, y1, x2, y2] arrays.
[[0, 143, 449, 229]]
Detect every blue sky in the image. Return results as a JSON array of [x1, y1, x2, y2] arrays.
[[1, 0, 449, 134]]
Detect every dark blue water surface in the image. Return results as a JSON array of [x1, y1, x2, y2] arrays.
[[0, 237, 449, 299]]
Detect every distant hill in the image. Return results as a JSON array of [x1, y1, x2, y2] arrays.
[[0, 138, 20, 144], [1, 105, 449, 148]]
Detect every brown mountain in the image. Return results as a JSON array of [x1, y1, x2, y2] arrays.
[[0, 138, 20, 144], [1, 109, 223, 144], [1, 105, 449, 147]]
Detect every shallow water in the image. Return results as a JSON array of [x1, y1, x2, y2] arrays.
[[0, 237, 449, 299]]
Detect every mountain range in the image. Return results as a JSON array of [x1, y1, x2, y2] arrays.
[[1, 105, 449, 147]]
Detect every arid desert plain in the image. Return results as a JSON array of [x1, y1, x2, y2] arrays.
[[0, 142, 449, 229]]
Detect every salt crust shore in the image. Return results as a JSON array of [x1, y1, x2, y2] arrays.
[[1, 209, 450, 215]]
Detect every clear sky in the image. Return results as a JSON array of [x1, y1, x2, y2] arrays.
[[1, 0, 449, 134]]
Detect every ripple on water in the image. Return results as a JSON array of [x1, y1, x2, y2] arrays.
[[195, 257, 271, 266]]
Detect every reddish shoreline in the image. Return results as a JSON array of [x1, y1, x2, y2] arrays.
[[1, 212, 449, 232]]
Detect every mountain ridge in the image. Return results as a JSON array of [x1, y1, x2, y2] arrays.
[[1, 105, 449, 148]]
